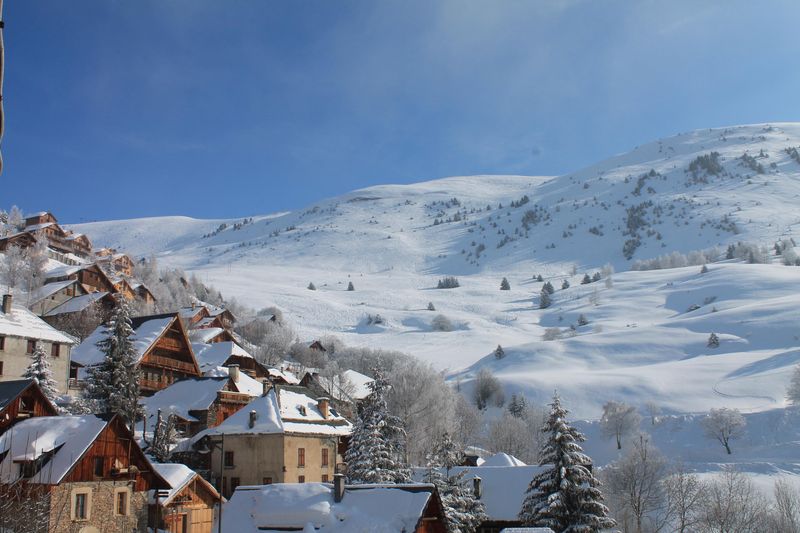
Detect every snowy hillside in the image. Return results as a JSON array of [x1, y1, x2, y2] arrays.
[[69, 123, 800, 418]]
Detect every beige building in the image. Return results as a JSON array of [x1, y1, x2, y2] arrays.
[[189, 385, 351, 499], [0, 294, 75, 393]]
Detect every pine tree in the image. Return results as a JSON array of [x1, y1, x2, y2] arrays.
[[577, 314, 589, 327], [539, 289, 552, 309], [494, 344, 505, 359], [150, 409, 177, 463], [581, 273, 592, 285], [347, 281, 355, 291], [543, 281, 555, 294], [84, 296, 143, 429], [708, 332, 720, 348], [561, 279, 570, 290], [23, 341, 59, 404], [536, 274, 544, 282], [427, 301, 436, 311], [591, 272, 601, 282], [519, 393, 615, 533], [424, 433, 487, 533], [508, 393, 527, 418], [700, 264, 709, 274], [308, 282, 316, 290], [500, 277, 511, 290], [345, 369, 410, 484]]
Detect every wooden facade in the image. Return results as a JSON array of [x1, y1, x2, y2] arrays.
[[0, 380, 59, 435], [47, 263, 117, 294], [0, 231, 37, 251], [24, 212, 58, 226], [137, 315, 202, 395], [149, 475, 218, 533]]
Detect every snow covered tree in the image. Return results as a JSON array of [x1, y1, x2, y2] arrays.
[[84, 296, 143, 430], [472, 368, 502, 410], [0, 244, 26, 293], [576, 314, 589, 326], [539, 289, 552, 309], [700, 264, 709, 274], [561, 279, 570, 290], [494, 344, 505, 359], [427, 301, 436, 311], [307, 282, 316, 290], [23, 236, 49, 300], [591, 272, 601, 283], [536, 274, 544, 282], [424, 432, 487, 533], [600, 400, 641, 450], [508, 393, 527, 418], [581, 273, 592, 285], [787, 365, 800, 406], [707, 332, 720, 348], [542, 281, 555, 294], [7, 205, 23, 231], [702, 407, 745, 454], [150, 409, 177, 463], [519, 393, 615, 532], [431, 314, 454, 331], [23, 341, 59, 404], [345, 369, 410, 484], [645, 402, 661, 425], [347, 281, 355, 291], [500, 277, 511, 290]]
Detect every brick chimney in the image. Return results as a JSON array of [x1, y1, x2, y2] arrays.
[[2, 294, 12, 314], [227, 364, 240, 383], [317, 397, 330, 419], [333, 473, 345, 502]]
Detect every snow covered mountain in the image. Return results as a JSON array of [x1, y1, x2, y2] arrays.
[[71, 123, 800, 418]]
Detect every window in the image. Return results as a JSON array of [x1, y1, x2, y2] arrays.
[[93, 457, 104, 477], [0, 361, 3, 376], [71, 489, 91, 521], [0, 336, 5, 350], [298, 475, 305, 483], [263, 477, 273, 485], [224, 451, 234, 468], [322, 474, 329, 483], [114, 488, 129, 516], [51, 343, 60, 358], [26, 339, 36, 354], [231, 477, 240, 493], [321, 448, 329, 467], [297, 448, 305, 467]]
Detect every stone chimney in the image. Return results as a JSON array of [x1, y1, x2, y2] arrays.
[[317, 397, 330, 419], [227, 364, 240, 383], [262, 380, 271, 397], [333, 473, 345, 503], [2, 294, 11, 314], [248, 409, 258, 429], [472, 476, 482, 499]]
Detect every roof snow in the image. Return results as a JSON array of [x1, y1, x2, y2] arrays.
[[0, 415, 108, 484], [0, 379, 35, 412], [189, 327, 224, 344], [43, 291, 109, 316], [71, 315, 174, 366], [28, 279, 77, 305], [192, 341, 253, 372], [221, 482, 435, 533], [149, 463, 220, 506], [142, 377, 230, 424], [0, 303, 75, 344], [341, 369, 373, 401], [481, 452, 527, 467], [195, 390, 284, 438], [277, 387, 352, 436]]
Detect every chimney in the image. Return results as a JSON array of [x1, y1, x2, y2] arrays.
[[2, 294, 12, 314], [333, 473, 345, 503], [472, 476, 482, 499], [317, 397, 330, 419], [248, 409, 258, 429], [227, 364, 240, 383], [262, 380, 271, 397]]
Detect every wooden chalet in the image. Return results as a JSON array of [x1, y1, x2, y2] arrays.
[[0, 413, 169, 533], [64, 232, 93, 257], [0, 379, 59, 435], [28, 279, 88, 316], [96, 250, 136, 276], [309, 340, 328, 352], [113, 276, 139, 301], [46, 262, 118, 295], [149, 463, 220, 533], [189, 327, 235, 345], [71, 312, 202, 396], [24, 211, 58, 227], [0, 231, 37, 251], [134, 282, 157, 304]]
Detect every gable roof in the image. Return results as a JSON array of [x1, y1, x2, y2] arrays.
[[28, 279, 80, 306], [0, 379, 37, 412], [71, 313, 179, 366], [276, 386, 351, 436], [149, 463, 221, 506], [192, 341, 254, 373], [197, 390, 284, 438], [222, 482, 437, 532], [142, 377, 230, 424], [0, 303, 76, 344]]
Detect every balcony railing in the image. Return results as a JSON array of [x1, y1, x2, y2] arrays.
[[143, 355, 196, 373]]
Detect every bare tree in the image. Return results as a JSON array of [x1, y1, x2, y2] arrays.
[[452, 394, 481, 448], [664, 463, 705, 533], [46, 301, 105, 342], [473, 368, 502, 410], [769, 478, 800, 532], [702, 407, 746, 455], [787, 364, 800, 406], [700, 468, 767, 532], [604, 434, 670, 533], [601, 400, 642, 449], [0, 243, 25, 293], [486, 411, 537, 464]]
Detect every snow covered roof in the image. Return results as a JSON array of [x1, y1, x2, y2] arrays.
[[24, 222, 56, 232], [0, 303, 75, 344], [0, 379, 35, 412], [189, 327, 224, 344], [43, 291, 110, 316], [44, 264, 84, 280], [268, 366, 300, 385], [71, 315, 175, 366], [142, 377, 230, 424], [481, 452, 527, 467], [194, 391, 284, 438], [0, 415, 108, 484], [277, 387, 352, 436], [192, 341, 253, 371], [28, 279, 78, 305], [340, 369, 373, 401], [149, 463, 220, 506], [221, 482, 436, 533]]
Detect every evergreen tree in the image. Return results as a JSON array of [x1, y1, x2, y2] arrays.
[[150, 409, 177, 463], [519, 393, 615, 532], [427, 301, 436, 311], [591, 272, 601, 283], [700, 264, 709, 274], [561, 279, 570, 290], [581, 274, 592, 285], [707, 332, 720, 348], [494, 344, 505, 359], [787, 365, 800, 406], [500, 277, 511, 290], [508, 393, 527, 418], [345, 369, 410, 484], [347, 281, 355, 291], [536, 274, 544, 282], [23, 341, 59, 404], [308, 282, 316, 290], [543, 281, 555, 295], [84, 296, 143, 429], [423, 433, 487, 533], [577, 314, 589, 327], [539, 289, 552, 309]]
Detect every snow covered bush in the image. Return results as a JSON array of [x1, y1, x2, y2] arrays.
[[431, 314, 454, 332], [500, 277, 511, 290], [437, 276, 461, 289], [427, 301, 436, 311], [472, 368, 502, 410], [307, 281, 316, 290]]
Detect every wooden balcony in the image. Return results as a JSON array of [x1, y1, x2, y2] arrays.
[[142, 355, 196, 374], [217, 390, 252, 404]]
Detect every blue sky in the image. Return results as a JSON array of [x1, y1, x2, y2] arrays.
[[3, 1, 800, 222]]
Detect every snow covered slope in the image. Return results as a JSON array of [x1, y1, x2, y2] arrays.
[[69, 123, 800, 418]]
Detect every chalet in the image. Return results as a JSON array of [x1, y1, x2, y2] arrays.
[[192, 341, 278, 380], [112, 276, 139, 301], [97, 252, 136, 276], [189, 326, 235, 345], [188, 385, 351, 497], [142, 366, 264, 438], [149, 463, 221, 533], [71, 312, 201, 396], [0, 230, 37, 251], [42, 290, 115, 322], [45, 262, 118, 295], [64, 232, 93, 258], [0, 379, 59, 435], [133, 281, 157, 304], [300, 369, 373, 419], [0, 413, 169, 533], [180, 303, 237, 331], [219, 477, 447, 532], [28, 279, 88, 316], [24, 220, 73, 255], [0, 294, 75, 393], [24, 211, 58, 227], [309, 339, 327, 352]]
